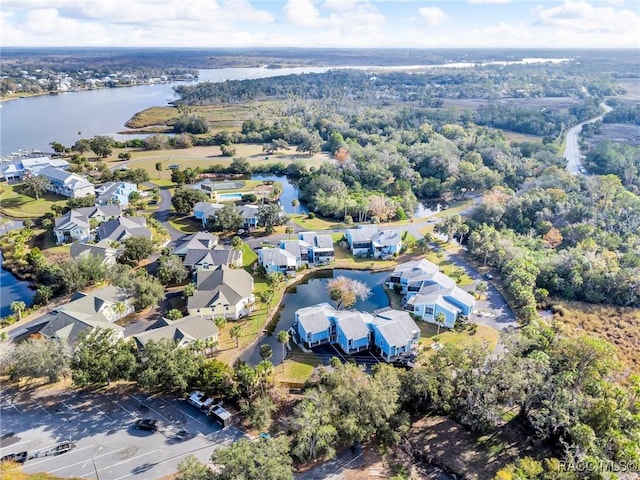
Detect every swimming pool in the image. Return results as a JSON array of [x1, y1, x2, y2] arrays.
[[216, 192, 244, 202]]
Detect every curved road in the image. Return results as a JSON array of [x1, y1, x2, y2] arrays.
[[564, 102, 613, 175]]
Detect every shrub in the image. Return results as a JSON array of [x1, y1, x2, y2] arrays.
[[308, 212, 316, 219]]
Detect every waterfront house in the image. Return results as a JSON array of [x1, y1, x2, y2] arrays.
[[38, 166, 95, 198], [39, 285, 133, 344], [237, 204, 260, 229], [293, 303, 420, 361], [280, 239, 310, 265], [70, 240, 120, 266], [95, 181, 137, 206], [345, 225, 402, 258], [298, 231, 335, 264], [258, 247, 298, 275], [131, 314, 219, 351], [387, 259, 475, 329], [404, 284, 476, 328], [187, 265, 254, 320], [385, 259, 455, 293], [0, 156, 69, 181], [97, 216, 152, 243], [369, 309, 420, 362], [54, 205, 121, 244]]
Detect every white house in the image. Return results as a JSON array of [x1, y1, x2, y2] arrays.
[[345, 225, 402, 258], [258, 247, 298, 274], [187, 265, 255, 320], [54, 205, 121, 244], [38, 166, 95, 198], [95, 181, 137, 206]]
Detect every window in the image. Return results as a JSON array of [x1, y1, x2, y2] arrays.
[[425, 307, 434, 315], [348, 339, 353, 346]]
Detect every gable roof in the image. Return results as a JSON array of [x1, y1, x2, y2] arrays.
[[371, 310, 420, 348], [299, 231, 333, 250], [334, 310, 372, 341], [70, 240, 120, 263], [346, 225, 379, 243], [39, 313, 123, 344], [183, 247, 239, 268], [280, 239, 307, 258], [174, 231, 219, 256], [188, 265, 253, 309], [39, 166, 94, 190], [259, 248, 297, 267], [296, 303, 334, 335], [132, 314, 218, 348], [371, 229, 402, 247], [238, 204, 259, 219], [97, 216, 151, 242], [54, 205, 121, 230], [95, 181, 136, 203]]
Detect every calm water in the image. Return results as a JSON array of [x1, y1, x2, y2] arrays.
[[0, 251, 35, 318], [252, 174, 309, 214], [240, 268, 390, 366], [0, 67, 332, 156]]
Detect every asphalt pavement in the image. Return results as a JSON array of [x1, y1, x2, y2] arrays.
[[0, 388, 245, 480]]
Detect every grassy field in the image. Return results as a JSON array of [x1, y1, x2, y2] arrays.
[[550, 300, 640, 373], [106, 144, 331, 177], [0, 183, 67, 218], [240, 242, 258, 267], [124, 101, 278, 133], [417, 322, 500, 358], [274, 346, 321, 384], [168, 216, 201, 234]]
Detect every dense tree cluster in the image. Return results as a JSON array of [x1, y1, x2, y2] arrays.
[[583, 140, 640, 192]]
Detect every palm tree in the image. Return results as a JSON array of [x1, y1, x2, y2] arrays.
[[291, 198, 299, 214], [285, 226, 294, 240], [113, 301, 126, 320], [230, 324, 242, 348], [277, 330, 290, 372], [190, 339, 206, 355], [10, 301, 26, 321], [205, 338, 219, 355], [214, 317, 227, 332], [435, 312, 446, 337]]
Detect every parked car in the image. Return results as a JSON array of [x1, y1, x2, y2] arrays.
[[135, 418, 160, 431], [1, 451, 28, 463], [484, 273, 494, 280]]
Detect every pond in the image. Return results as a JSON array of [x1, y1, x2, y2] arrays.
[[251, 174, 309, 215], [239, 268, 390, 366], [0, 250, 35, 318]]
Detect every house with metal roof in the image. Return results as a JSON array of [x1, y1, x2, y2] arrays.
[[193, 202, 224, 227], [404, 284, 476, 329], [132, 314, 219, 350], [53, 205, 121, 244], [38, 166, 95, 198], [187, 265, 254, 320], [97, 216, 151, 243], [369, 309, 420, 362], [294, 303, 335, 348]]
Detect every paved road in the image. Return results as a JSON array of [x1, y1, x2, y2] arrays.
[[564, 102, 613, 175], [0, 388, 244, 480], [152, 183, 186, 246]]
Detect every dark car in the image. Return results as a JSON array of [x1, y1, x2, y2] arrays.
[[1, 451, 28, 463], [135, 418, 160, 431], [484, 273, 494, 280]]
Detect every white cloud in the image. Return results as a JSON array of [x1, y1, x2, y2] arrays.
[[466, 0, 511, 4], [284, 0, 328, 27], [418, 7, 448, 27], [535, 0, 640, 34]]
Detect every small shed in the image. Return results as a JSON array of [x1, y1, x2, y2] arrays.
[[209, 406, 233, 428]]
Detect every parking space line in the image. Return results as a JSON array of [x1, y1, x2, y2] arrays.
[[32, 400, 50, 416], [114, 444, 216, 480], [329, 344, 347, 363], [176, 405, 205, 426], [157, 397, 204, 426], [114, 401, 136, 417], [0, 438, 32, 450], [25, 444, 95, 467], [129, 395, 171, 423], [1, 402, 22, 414]]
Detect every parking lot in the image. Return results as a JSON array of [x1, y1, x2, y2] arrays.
[[0, 388, 245, 479]]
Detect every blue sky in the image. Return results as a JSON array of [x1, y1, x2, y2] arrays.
[[2, 1, 639, 48]]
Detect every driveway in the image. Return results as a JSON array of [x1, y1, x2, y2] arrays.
[[151, 184, 185, 247]]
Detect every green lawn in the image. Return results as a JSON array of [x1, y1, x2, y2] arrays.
[[0, 184, 67, 218], [241, 242, 258, 267], [276, 346, 321, 384], [291, 214, 346, 231], [150, 179, 176, 188], [169, 216, 201, 234], [417, 322, 500, 357]]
